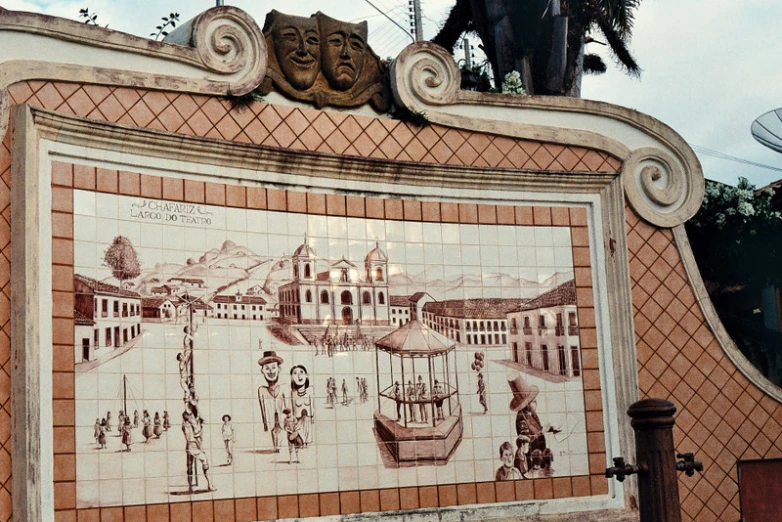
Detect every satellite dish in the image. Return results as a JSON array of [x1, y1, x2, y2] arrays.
[[752, 108, 782, 153]]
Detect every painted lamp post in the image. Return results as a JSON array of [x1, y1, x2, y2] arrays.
[[373, 320, 462, 463]]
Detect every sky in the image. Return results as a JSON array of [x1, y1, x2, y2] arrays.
[[5, 0, 782, 187]]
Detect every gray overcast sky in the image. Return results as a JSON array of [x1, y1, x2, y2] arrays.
[[6, 0, 782, 187]]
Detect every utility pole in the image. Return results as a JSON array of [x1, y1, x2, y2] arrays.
[[409, 0, 423, 41], [462, 37, 472, 69]]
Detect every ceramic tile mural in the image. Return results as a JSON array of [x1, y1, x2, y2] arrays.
[[71, 188, 590, 508]]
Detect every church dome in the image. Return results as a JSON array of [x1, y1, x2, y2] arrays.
[[365, 242, 388, 262], [293, 234, 316, 258]]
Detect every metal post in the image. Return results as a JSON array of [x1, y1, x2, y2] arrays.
[[606, 398, 702, 520], [410, 0, 423, 41], [627, 399, 682, 522], [462, 38, 472, 69]]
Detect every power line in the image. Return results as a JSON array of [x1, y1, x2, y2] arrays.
[[692, 145, 782, 173], [362, 0, 415, 43]]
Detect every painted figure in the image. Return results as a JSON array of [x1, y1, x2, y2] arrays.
[[163, 410, 170, 430], [121, 418, 133, 452], [325, 377, 337, 407], [392, 381, 402, 420], [495, 441, 523, 480], [105, 411, 112, 432], [477, 372, 488, 414], [283, 407, 304, 463], [406, 379, 416, 421], [97, 419, 107, 449], [177, 351, 192, 400], [177, 324, 196, 400], [341, 379, 349, 405], [153, 412, 163, 438], [417, 375, 429, 423], [257, 350, 286, 452], [508, 372, 558, 469], [182, 411, 215, 492], [222, 414, 235, 465], [432, 379, 445, 421], [290, 365, 314, 444], [133, 409, 139, 428], [514, 435, 531, 476], [143, 413, 154, 442], [360, 378, 369, 402], [94, 418, 101, 443]]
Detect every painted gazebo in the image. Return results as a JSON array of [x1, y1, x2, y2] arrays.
[[373, 320, 462, 463]]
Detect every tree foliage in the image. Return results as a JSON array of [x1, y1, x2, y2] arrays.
[[686, 178, 782, 289], [432, 0, 642, 95], [104, 236, 142, 282]]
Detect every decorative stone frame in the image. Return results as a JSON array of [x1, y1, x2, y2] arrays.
[[13, 104, 637, 521]]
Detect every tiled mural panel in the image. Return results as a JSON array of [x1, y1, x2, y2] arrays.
[[0, 79, 778, 521], [49, 165, 604, 520]]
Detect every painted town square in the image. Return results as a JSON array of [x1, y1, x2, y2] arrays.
[[72, 189, 591, 508]]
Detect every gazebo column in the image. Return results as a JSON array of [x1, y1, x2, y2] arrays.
[[428, 355, 435, 427], [451, 349, 460, 406], [445, 352, 452, 417], [400, 354, 407, 427], [376, 342, 382, 413]]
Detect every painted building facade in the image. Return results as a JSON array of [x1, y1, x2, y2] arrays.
[[278, 237, 391, 325], [73, 274, 142, 363], [507, 280, 582, 377], [421, 298, 527, 346]]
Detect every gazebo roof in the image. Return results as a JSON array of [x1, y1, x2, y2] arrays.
[[376, 320, 456, 356]]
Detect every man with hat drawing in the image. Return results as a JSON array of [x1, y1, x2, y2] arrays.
[[507, 372, 555, 468], [258, 350, 286, 452]]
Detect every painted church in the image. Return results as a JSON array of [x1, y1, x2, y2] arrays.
[[277, 236, 391, 325]]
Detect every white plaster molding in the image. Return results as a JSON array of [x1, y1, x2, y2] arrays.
[[673, 225, 782, 404], [0, 5, 267, 139], [391, 42, 704, 229], [10, 103, 54, 522], [14, 106, 638, 520]]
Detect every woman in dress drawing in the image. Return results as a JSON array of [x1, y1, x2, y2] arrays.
[[290, 365, 314, 445]]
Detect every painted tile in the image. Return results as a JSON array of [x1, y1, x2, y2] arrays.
[[68, 188, 594, 509]]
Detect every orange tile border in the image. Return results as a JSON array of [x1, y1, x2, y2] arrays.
[[54, 164, 605, 520]]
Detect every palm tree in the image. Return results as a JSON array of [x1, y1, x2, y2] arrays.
[[432, 0, 642, 96]]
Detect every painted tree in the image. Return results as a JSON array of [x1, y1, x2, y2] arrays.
[[432, 0, 642, 96], [104, 236, 142, 282]]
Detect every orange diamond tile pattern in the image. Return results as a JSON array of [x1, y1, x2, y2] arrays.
[[5, 81, 622, 174], [627, 206, 782, 521], [0, 123, 10, 522]]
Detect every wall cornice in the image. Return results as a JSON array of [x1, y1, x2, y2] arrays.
[[391, 42, 705, 228], [0, 6, 266, 139]]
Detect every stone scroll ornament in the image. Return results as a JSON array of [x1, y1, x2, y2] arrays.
[[259, 10, 392, 112], [390, 41, 705, 228]]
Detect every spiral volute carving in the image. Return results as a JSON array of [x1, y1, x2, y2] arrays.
[[191, 6, 267, 96], [623, 147, 704, 228], [391, 41, 460, 109]]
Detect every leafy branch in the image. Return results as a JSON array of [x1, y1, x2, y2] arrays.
[[151, 12, 180, 40], [79, 8, 102, 26], [686, 177, 782, 289]]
